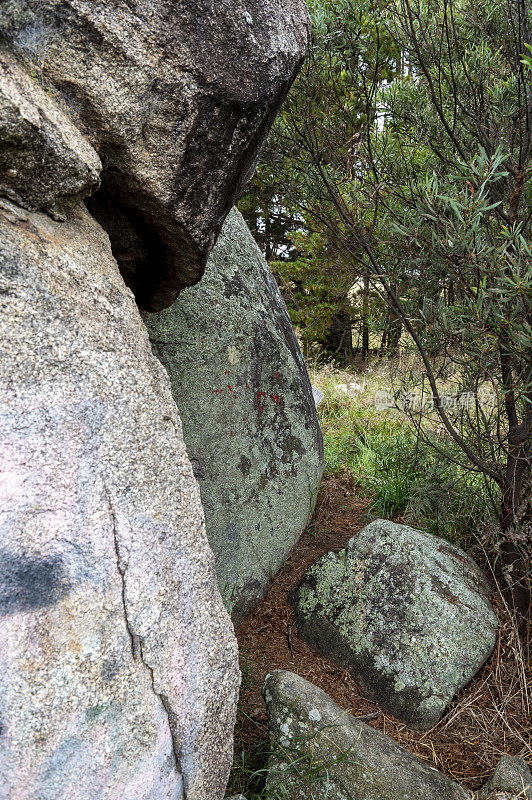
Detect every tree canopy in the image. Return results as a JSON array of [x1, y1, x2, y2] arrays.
[[239, 0, 532, 625]]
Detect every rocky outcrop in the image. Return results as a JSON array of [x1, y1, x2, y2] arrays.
[[291, 519, 498, 729], [0, 0, 310, 310], [144, 208, 324, 625], [0, 199, 240, 800], [263, 670, 470, 800], [0, 47, 101, 218], [478, 756, 532, 800]]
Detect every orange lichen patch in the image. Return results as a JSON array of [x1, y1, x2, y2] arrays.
[[234, 472, 531, 791]]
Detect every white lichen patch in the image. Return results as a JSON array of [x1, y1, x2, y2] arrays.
[[227, 345, 239, 364]]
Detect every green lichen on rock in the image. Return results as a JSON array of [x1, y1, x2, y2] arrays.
[[291, 519, 498, 729], [143, 208, 324, 625]]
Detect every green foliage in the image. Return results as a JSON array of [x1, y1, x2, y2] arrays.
[[245, 0, 532, 540], [390, 145, 532, 434], [271, 232, 356, 359], [239, 0, 400, 361], [316, 371, 496, 546], [239, 654, 254, 692], [228, 715, 359, 800], [228, 729, 271, 800], [238, 163, 301, 262]]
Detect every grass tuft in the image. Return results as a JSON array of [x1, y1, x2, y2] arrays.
[[311, 362, 497, 547]]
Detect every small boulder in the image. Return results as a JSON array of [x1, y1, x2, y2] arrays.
[[144, 208, 324, 625], [262, 670, 470, 800], [478, 756, 532, 799], [291, 519, 498, 729], [0, 48, 101, 218]]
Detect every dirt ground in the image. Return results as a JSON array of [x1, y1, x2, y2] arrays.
[[234, 473, 531, 792]]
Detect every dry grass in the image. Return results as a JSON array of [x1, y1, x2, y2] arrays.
[[234, 473, 532, 792]]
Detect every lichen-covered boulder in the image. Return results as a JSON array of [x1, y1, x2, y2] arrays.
[[143, 208, 324, 625], [262, 670, 470, 800], [0, 0, 310, 310], [0, 199, 240, 800], [0, 47, 101, 218], [478, 756, 532, 800], [291, 519, 498, 729]]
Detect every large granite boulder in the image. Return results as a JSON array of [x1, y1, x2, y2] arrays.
[[0, 0, 310, 310], [0, 199, 240, 800], [291, 519, 498, 729], [144, 208, 324, 625], [0, 47, 101, 218], [262, 670, 470, 800]]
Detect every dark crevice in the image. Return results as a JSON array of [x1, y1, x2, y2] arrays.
[[86, 180, 180, 312], [107, 490, 139, 662]]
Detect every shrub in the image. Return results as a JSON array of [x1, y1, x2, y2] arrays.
[[313, 365, 496, 548]]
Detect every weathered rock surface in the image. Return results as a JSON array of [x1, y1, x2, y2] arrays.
[[0, 47, 101, 218], [291, 519, 498, 729], [0, 199, 240, 800], [262, 670, 470, 800], [478, 756, 532, 799], [0, 0, 310, 310], [144, 208, 324, 625]]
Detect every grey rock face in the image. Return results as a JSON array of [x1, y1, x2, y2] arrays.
[[291, 519, 498, 729], [0, 0, 310, 310], [478, 756, 532, 799], [0, 47, 101, 219], [144, 208, 324, 625], [262, 670, 470, 800], [0, 199, 240, 800]]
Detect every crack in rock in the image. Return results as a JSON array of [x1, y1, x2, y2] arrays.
[[105, 487, 185, 786]]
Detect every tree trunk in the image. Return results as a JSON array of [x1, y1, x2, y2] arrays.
[[324, 309, 353, 361], [384, 284, 402, 357], [379, 328, 387, 357], [361, 274, 370, 361], [500, 444, 531, 636]]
